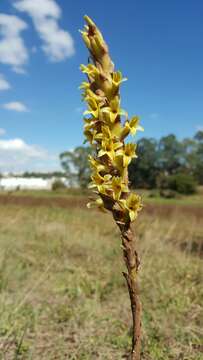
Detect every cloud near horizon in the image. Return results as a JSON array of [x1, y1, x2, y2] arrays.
[[0, 138, 59, 172], [2, 101, 29, 112], [0, 128, 6, 136]]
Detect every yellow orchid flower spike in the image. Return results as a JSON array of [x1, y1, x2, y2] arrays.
[[80, 15, 144, 359]]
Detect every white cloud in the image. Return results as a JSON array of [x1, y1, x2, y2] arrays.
[[0, 74, 11, 91], [14, 0, 75, 62], [2, 101, 29, 112], [0, 128, 6, 136], [0, 138, 44, 156], [0, 14, 29, 73], [0, 137, 59, 172]]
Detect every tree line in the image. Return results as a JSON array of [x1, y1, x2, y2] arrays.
[[59, 131, 203, 194]]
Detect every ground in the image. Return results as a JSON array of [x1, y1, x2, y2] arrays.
[[0, 191, 202, 359]]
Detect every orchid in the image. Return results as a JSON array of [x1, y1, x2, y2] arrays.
[[80, 15, 143, 359]]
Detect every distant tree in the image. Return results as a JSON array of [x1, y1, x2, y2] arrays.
[[129, 138, 159, 188], [22, 171, 65, 179], [181, 138, 197, 174], [60, 132, 203, 190], [193, 131, 203, 184], [60, 146, 92, 188], [194, 130, 203, 142], [157, 134, 183, 175]]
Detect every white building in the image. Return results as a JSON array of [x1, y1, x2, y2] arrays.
[[0, 177, 54, 191]]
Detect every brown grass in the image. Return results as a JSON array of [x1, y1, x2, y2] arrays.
[[0, 200, 202, 359]]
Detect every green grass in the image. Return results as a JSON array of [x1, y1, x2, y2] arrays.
[[139, 188, 203, 207], [1, 187, 203, 207], [0, 203, 202, 359]]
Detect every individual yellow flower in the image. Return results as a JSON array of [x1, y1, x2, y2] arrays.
[[87, 197, 106, 212], [120, 193, 142, 221], [80, 64, 100, 79], [89, 125, 112, 144], [82, 88, 105, 104], [83, 117, 95, 128], [101, 96, 127, 123], [111, 176, 129, 200], [83, 97, 100, 118], [79, 81, 90, 90], [89, 172, 111, 192], [98, 138, 122, 160], [121, 116, 144, 139], [113, 155, 127, 175], [88, 156, 106, 172], [112, 71, 127, 87], [84, 128, 98, 144], [95, 125, 112, 141], [116, 143, 137, 167]]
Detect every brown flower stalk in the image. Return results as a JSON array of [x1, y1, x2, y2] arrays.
[[80, 15, 143, 359]]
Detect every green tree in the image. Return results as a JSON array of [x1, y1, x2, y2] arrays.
[[129, 138, 159, 188], [60, 146, 92, 188], [194, 131, 203, 184], [157, 134, 183, 175], [182, 137, 197, 174]]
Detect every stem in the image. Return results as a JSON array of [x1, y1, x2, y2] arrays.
[[104, 199, 142, 359], [121, 227, 142, 360]]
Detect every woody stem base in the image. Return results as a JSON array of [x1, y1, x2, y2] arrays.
[[121, 227, 142, 360]]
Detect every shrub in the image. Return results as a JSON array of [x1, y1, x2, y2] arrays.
[[159, 189, 178, 199], [52, 179, 66, 191], [159, 173, 197, 195]]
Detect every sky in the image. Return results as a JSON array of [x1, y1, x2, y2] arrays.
[[0, 0, 203, 172]]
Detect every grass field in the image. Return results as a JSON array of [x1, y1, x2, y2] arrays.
[[1, 186, 203, 206], [0, 193, 202, 359]]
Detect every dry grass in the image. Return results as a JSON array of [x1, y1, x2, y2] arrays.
[[0, 203, 202, 359]]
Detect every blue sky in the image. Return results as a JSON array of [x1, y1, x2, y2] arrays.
[[0, 0, 203, 172]]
